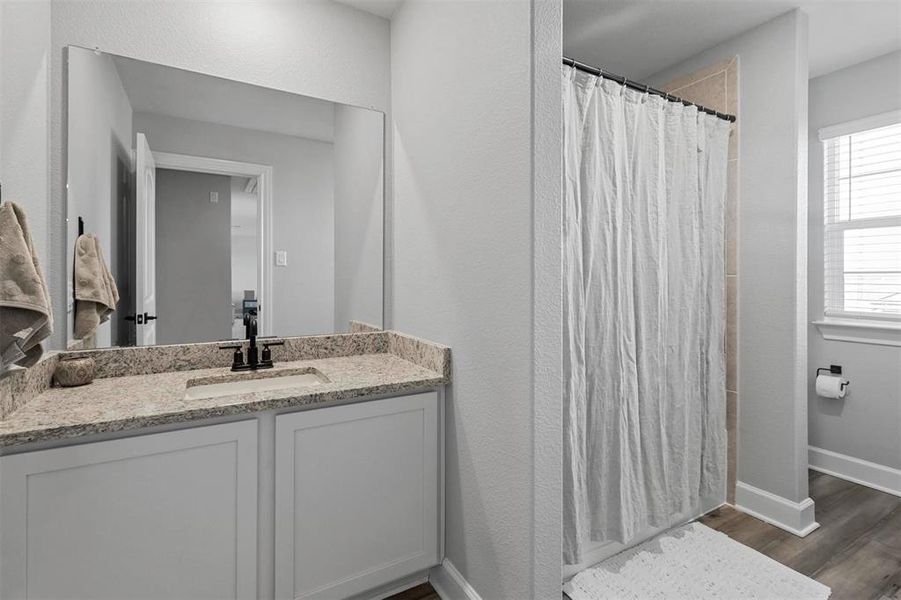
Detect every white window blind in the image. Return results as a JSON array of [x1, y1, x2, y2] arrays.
[[821, 114, 901, 320]]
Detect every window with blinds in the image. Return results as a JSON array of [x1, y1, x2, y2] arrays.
[[821, 114, 901, 320]]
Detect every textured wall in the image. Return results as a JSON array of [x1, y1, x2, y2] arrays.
[[391, 1, 536, 597], [531, 0, 564, 594], [660, 57, 740, 504], [0, 1, 51, 330], [808, 51, 901, 471]]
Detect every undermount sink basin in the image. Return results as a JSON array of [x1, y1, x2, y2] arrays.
[[184, 368, 330, 400]]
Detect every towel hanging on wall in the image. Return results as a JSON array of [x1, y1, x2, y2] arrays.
[[73, 233, 119, 340], [0, 201, 54, 368]]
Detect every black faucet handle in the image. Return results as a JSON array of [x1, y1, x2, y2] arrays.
[[259, 340, 283, 367], [218, 342, 246, 371]]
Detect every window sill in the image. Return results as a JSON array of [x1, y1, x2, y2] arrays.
[[812, 318, 901, 347]]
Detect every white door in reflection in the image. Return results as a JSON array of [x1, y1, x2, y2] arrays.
[[135, 132, 157, 346]]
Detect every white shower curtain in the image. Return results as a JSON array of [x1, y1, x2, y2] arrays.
[[563, 65, 731, 565]]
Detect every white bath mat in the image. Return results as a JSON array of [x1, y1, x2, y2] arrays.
[[565, 522, 830, 600]]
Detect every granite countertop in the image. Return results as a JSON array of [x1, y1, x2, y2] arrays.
[[0, 352, 445, 449]]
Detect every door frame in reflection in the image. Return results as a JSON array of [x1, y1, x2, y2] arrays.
[[153, 151, 273, 337]]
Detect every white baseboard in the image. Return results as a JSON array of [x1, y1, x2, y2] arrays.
[[429, 559, 482, 600], [734, 481, 819, 537], [809, 446, 901, 498]]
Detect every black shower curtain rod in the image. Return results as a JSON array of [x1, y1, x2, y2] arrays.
[[563, 57, 737, 123]]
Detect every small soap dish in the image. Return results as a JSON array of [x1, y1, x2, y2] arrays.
[[54, 356, 95, 387]]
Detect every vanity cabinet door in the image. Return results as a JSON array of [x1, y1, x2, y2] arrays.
[[275, 392, 440, 600], [0, 421, 258, 600]]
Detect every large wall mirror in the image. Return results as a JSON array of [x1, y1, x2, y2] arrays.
[[65, 46, 384, 349]]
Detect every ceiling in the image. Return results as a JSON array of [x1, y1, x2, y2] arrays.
[[112, 54, 336, 142], [563, 0, 901, 80], [333, 0, 401, 19]]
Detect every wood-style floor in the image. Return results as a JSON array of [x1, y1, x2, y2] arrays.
[[387, 582, 440, 600], [701, 471, 901, 600], [391, 471, 901, 600]]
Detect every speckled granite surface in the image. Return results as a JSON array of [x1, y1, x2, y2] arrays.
[[388, 331, 451, 380], [0, 353, 59, 419], [0, 353, 447, 448], [349, 320, 382, 333], [64, 331, 389, 379], [0, 330, 450, 449]]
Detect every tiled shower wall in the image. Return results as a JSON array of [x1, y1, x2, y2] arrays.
[[662, 57, 740, 504]]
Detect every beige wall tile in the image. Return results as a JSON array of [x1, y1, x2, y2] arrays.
[[726, 275, 738, 392], [663, 56, 735, 94], [673, 71, 728, 114], [728, 124, 739, 161], [726, 63, 738, 117], [727, 60, 739, 159], [727, 390, 738, 504], [726, 159, 739, 276], [664, 58, 739, 157]]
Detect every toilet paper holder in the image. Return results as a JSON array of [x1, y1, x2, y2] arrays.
[[816, 365, 850, 391]]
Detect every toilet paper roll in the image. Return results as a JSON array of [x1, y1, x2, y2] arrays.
[[816, 374, 847, 399]]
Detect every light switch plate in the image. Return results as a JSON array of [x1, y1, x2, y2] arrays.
[[275, 250, 288, 267], [210, 191, 219, 203]]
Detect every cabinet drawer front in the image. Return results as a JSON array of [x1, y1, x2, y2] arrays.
[[0, 421, 258, 600], [275, 392, 439, 600]]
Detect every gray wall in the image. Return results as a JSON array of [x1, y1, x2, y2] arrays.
[[333, 104, 384, 331], [155, 169, 231, 345], [650, 10, 812, 505], [134, 112, 335, 337], [391, 2, 539, 597], [807, 51, 901, 471], [0, 1, 55, 345], [231, 178, 258, 309], [65, 48, 133, 348], [231, 236, 257, 299]]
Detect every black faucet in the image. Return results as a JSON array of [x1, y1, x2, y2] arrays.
[[218, 311, 284, 372], [244, 312, 260, 369]]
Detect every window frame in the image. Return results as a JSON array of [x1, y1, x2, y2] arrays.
[[818, 109, 901, 324]]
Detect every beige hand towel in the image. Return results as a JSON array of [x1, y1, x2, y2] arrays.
[[73, 234, 120, 339], [0, 202, 53, 368]]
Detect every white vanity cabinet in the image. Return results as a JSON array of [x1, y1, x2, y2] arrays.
[[275, 392, 441, 600], [0, 391, 442, 600], [0, 420, 259, 600]]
